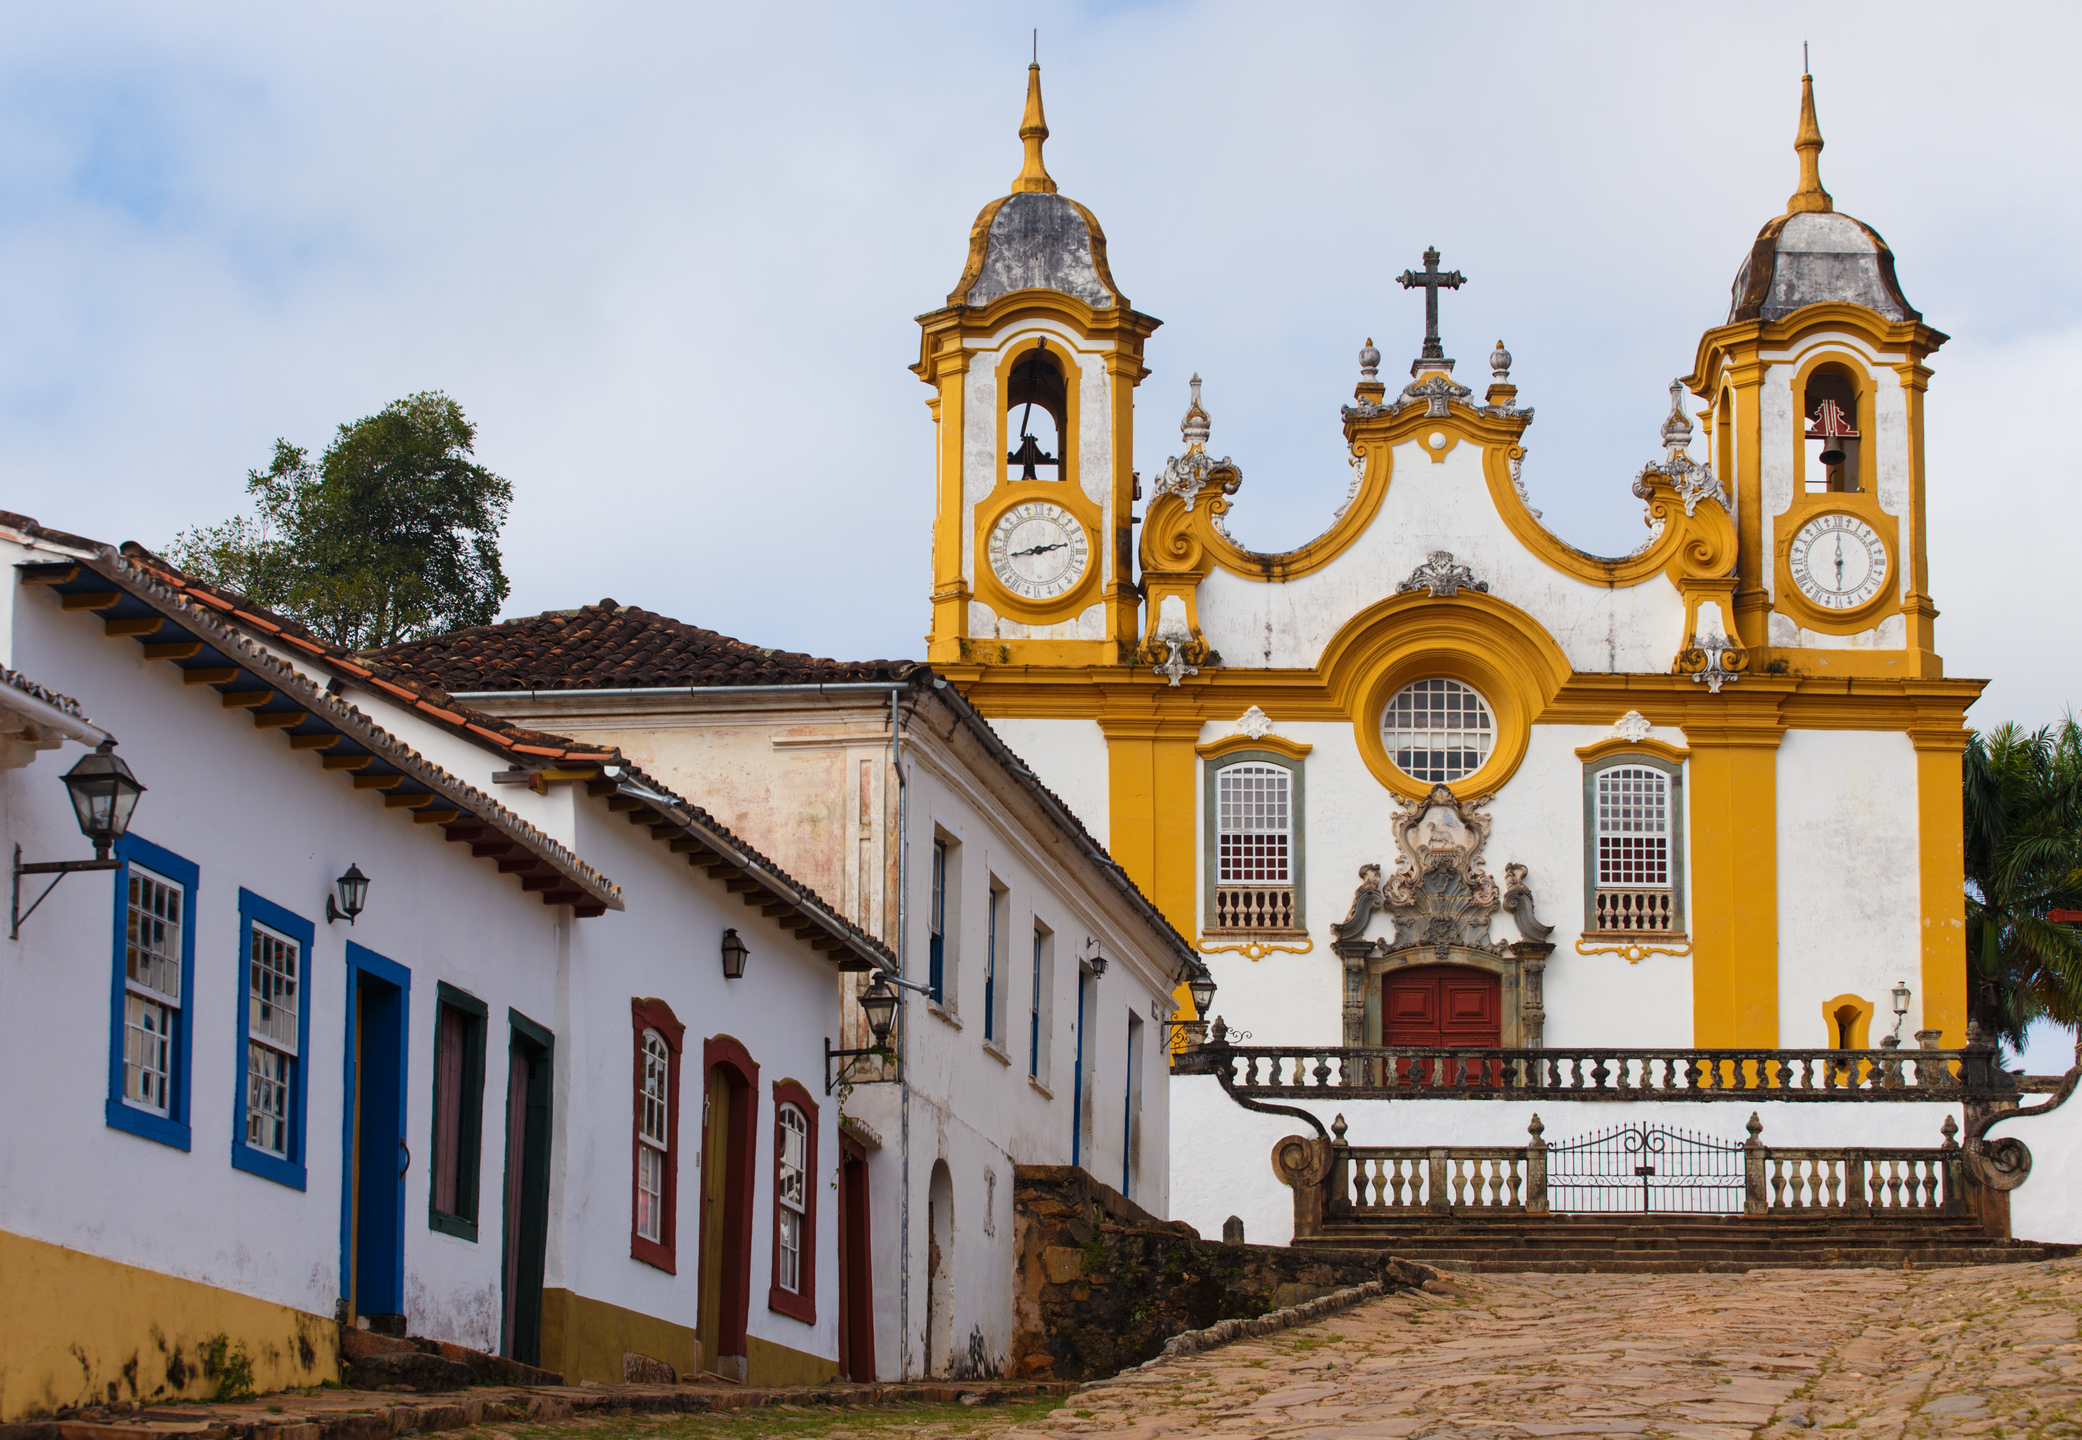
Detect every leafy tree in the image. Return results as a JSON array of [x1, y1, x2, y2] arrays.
[[168, 391, 512, 650], [1962, 718, 2082, 1047]]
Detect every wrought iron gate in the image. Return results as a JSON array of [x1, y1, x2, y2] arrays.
[[1545, 1123, 1747, 1214]]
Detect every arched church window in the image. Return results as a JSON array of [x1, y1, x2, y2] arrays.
[[1582, 759, 1686, 937], [1006, 342, 1067, 482], [1380, 678, 1493, 783], [1203, 752, 1306, 935], [1802, 364, 1862, 494]]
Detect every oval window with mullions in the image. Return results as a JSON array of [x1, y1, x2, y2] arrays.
[[1380, 678, 1494, 783]]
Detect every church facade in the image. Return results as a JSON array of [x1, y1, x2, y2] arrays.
[[922, 67, 1974, 1157]]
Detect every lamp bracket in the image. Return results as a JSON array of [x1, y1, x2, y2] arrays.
[[325, 895, 356, 926], [825, 1036, 901, 1095], [11, 843, 121, 941]]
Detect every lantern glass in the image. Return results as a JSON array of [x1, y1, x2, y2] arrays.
[[337, 864, 370, 920], [720, 928, 749, 980], [1892, 981, 1911, 1017], [61, 742, 145, 856], [859, 976, 899, 1049], [1187, 972, 1216, 1019]]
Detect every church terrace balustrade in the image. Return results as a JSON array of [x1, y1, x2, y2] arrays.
[[1211, 882, 1297, 933], [1176, 1033, 2014, 1101]]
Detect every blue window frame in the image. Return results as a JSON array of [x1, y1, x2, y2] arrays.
[[230, 890, 315, 1189], [106, 835, 199, 1150]]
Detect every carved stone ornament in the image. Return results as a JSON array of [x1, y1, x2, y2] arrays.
[[1396, 550, 1489, 598], [1341, 369, 1532, 424], [1152, 633, 1199, 688], [1611, 710, 1654, 743], [1237, 705, 1274, 739], [1152, 373, 1241, 513], [1631, 379, 1729, 519], [1508, 446, 1542, 520], [1335, 786, 1509, 961], [1676, 624, 1748, 694], [1501, 862, 1553, 943]]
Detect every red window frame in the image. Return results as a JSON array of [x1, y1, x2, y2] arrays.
[[767, 1079, 819, 1323], [630, 998, 685, 1272]]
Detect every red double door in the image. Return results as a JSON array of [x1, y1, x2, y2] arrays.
[[1385, 966, 1501, 1084]]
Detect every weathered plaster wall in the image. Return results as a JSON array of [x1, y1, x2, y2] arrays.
[[984, 717, 1110, 846]]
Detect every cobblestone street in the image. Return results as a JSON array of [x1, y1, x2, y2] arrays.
[[993, 1259, 2082, 1440]]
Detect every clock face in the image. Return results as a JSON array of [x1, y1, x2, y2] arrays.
[[987, 501, 1089, 601], [1788, 513, 1889, 610]]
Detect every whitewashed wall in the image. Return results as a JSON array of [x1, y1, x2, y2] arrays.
[[848, 730, 1176, 1378], [0, 565, 562, 1340]]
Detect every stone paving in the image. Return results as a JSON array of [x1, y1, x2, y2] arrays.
[[991, 1259, 2082, 1440]]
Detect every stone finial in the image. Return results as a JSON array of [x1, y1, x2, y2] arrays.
[[1489, 339, 1511, 381], [1940, 1114, 1959, 1150], [1526, 1112, 1544, 1140], [1786, 68, 1832, 216], [1745, 1111, 1764, 1143], [1660, 378, 1695, 455], [1358, 337, 1381, 382], [1011, 63, 1058, 196], [1222, 1215, 1245, 1244], [1181, 374, 1211, 452]]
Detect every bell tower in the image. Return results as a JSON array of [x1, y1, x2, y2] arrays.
[[913, 65, 1160, 666], [1687, 70, 1948, 680]]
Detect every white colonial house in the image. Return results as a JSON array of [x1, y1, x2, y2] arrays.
[[371, 603, 1207, 1381], [0, 512, 896, 1420]]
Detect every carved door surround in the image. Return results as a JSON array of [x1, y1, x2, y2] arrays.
[[1332, 784, 1555, 1049]]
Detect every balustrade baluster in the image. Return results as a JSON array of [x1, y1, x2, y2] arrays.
[[1885, 1161, 1903, 1209], [1508, 1158, 1523, 1208], [1314, 1054, 1331, 1087], [1769, 1158, 1788, 1209]]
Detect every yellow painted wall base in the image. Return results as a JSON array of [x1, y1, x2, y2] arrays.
[[747, 1334, 839, 1386], [538, 1287, 701, 1386], [0, 1229, 337, 1422]]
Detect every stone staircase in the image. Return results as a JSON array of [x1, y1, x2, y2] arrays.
[[1296, 1211, 2077, 1272]]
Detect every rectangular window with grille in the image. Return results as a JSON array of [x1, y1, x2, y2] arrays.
[[230, 889, 315, 1186], [630, 999, 684, 1271], [1583, 759, 1686, 938], [1207, 755, 1304, 933], [1217, 764, 1290, 883], [1597, 767, 1670, 887]]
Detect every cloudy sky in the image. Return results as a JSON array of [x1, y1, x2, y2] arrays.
[[0, 1, 2076, 729]]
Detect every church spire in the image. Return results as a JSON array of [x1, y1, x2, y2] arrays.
[[1011, 62, 1058, 195], [1786, 67, 1833, 215]]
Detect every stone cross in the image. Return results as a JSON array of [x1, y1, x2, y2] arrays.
[[1398, 246, 1466, 371]]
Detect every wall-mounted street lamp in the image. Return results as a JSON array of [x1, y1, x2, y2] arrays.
[[1159, 966, 1219, 1047], [720, 927, 750, 980], [325, 863, 370, 925], [1084, 939, 1108, 979], [12, 740, 145, 939], [1889, 980, 1912, 1044], [826, 971, 904, 1094]]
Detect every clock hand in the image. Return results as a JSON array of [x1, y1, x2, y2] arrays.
[[1010, 542, 1067, 558], [1834, 534, 1844, 589]]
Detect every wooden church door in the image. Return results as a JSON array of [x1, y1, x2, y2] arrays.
[[1384, 965, 1502, 1047]]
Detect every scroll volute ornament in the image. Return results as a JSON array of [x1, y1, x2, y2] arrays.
[[1270, 1132, 1333, 1189]]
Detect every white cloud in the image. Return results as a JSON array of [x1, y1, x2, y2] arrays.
[[0, 0, 2072, 723]]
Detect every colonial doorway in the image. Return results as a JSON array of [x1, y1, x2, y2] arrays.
[[499, 1013, 554, 1366], [343, 944, 410, 1337], [698, 1037, 758, 1383], [1384, 965, 1501, 1047], [836, 1135, 875, 1381]]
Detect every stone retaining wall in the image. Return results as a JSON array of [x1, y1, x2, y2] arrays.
[[1011, 1165, 1428, 1381]]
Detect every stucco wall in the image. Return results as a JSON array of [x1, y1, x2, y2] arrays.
[[1194, 435, 1686, 674]]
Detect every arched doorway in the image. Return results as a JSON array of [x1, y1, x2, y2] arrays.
[[925, 1161, 953, 1377], [1384, 964, 1501, 1047]]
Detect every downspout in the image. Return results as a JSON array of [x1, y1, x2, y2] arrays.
[[890, 683, 912, 1382]]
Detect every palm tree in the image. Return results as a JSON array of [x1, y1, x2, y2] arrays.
[[1962, 718, 2082, 1048]]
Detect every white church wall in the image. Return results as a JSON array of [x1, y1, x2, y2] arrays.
[[2008, 1094, 2082, 1244], [1191, 435, 1687, 676], [1776, 729, 1925, 1046], [984, 717, 1110, 845]]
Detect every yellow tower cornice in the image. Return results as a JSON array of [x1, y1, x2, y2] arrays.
[[1787, 71, 1833, 215]]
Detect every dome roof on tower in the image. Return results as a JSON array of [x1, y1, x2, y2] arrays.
[[944, 65, 1127, 312], [1727, 74, 1919, 326]]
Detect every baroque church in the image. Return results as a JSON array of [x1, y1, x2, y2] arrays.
[[921, 63, 1971, 1090]]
